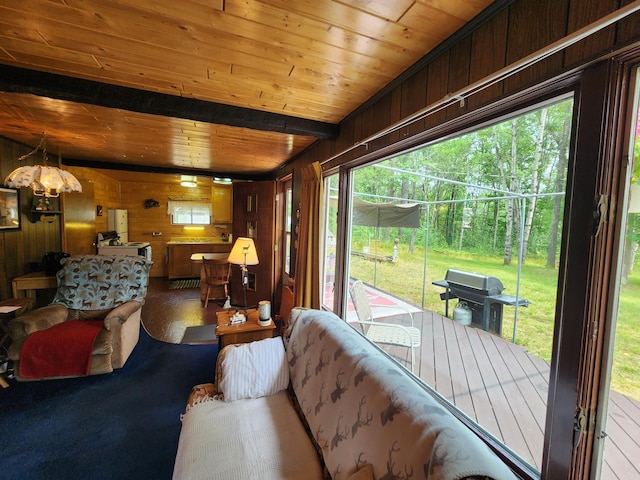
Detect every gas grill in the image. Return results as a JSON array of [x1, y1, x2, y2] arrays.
[[432, 269, 530, 335]]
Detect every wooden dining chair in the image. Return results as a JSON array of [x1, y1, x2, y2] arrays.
[[202, 258, 231, 308]]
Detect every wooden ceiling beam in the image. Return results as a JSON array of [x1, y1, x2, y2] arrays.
[[0, 65, 339, 140], [61, 157, 264, 182]]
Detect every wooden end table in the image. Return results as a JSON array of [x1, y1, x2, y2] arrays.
[[0, 298, 31, 388], [12, 271, 57, 298], [215, 309, 275, 349]]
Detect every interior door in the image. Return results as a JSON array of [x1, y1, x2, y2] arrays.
[[62, 181, 96, 255]]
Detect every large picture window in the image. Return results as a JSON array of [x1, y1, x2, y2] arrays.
[[334, 96, 575, 473], [319, 55, 640, 478]]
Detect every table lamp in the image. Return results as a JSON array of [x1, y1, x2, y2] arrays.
[[227, 237, 259, 319]]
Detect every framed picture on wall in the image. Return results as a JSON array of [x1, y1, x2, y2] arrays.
[[0, 187, 21, 230]]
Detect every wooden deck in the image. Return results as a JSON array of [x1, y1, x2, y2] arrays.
[[376, 308, 640, 478], [143, 278, 639, 479]]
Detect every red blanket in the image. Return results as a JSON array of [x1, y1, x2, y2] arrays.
[[19, 320, 104, 379]]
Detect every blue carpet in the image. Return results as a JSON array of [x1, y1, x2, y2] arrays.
[[0, 327, 218, 480]]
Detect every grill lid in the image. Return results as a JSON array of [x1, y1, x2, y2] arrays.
[[444, 268, 504, 294]]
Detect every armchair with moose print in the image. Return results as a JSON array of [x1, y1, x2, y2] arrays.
[[8, 255, 152, 381]]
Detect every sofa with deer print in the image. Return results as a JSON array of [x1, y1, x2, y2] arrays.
[[172, 307, 518, 480]]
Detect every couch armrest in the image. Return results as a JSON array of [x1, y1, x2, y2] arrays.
[[8, 304, 69, 339], [185, 383, 217, 410], [103, 300, 145, 330]]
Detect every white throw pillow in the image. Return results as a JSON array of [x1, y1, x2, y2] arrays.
[[218, 337, 290, 401]]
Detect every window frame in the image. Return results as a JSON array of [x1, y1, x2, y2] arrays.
[[321, 59, 636, 479], [167, 200, 212, 225]]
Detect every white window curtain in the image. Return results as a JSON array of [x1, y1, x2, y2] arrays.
[[167, 201, 211, 225]]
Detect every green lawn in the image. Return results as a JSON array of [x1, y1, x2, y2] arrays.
[[348, 244, 640, 399]]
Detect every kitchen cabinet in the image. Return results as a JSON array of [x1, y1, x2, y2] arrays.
[[167, 243, 231, 279], [212, 184, 232, 224]]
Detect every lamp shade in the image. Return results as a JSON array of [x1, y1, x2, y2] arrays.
[[5, 164, 82, 197], [227, 237, 259, 265]]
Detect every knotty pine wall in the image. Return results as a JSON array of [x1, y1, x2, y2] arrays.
[[0, 136, 62, 300], [66, 166, 231, 278]]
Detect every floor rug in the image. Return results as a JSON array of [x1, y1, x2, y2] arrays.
[[170, 279, 200, 290], [181, 324, 218, 344], [0, 327, 218, 480]]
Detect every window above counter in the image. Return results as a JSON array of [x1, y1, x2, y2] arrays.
[[167, 200, 211, 225]]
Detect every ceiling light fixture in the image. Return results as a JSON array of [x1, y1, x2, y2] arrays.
[[180, 175, 197, 187], [213, 177, 232, 185], [180, 175, 198, 188], [4, 133, 82, 197]]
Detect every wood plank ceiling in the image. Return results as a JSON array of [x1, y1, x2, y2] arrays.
[[0, 0, 496, 179]]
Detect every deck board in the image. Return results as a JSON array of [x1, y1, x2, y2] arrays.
[[602, 391, 640, 479], [369, 306, 640, 477], [458, 324, 501, 435]]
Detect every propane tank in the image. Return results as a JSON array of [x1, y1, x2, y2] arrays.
[[453, 301, 472, 326]]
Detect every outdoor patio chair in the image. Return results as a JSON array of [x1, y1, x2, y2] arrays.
[[349, 280, 421, 373]]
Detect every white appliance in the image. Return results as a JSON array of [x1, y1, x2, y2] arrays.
[[107, 209, 128, 243], [97, 231, 152, 262]]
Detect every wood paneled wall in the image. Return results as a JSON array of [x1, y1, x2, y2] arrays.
[[285, 0, 640, 173], [67, 166, 232, 277], [66, 166, 121, 234], [0, 136, 62, 300]]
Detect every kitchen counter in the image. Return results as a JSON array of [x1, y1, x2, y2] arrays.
[[166, 238, 231, 245]]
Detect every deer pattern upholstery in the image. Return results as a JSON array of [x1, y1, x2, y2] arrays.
[[283, 308, 517, 480], [53, 255, 151, 310], [7, 255, 153, 380]]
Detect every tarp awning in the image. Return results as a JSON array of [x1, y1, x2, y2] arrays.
[[352, 197, 421, 228]]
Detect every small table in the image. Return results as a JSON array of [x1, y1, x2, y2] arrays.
[[216, 309, 275, 349], [12, 271, 57, 298], [0, 298, 30, 388], [0, 297, 31, 351]]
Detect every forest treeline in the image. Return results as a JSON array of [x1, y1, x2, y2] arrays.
[[351, 98, 574, 267]]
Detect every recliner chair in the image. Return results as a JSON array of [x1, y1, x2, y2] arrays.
[[7, 254, 152, 381]]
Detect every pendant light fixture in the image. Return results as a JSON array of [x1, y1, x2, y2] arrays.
[[4, 133, 82, 197]]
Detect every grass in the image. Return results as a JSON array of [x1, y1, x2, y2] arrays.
[[348, 243, 640, 399]]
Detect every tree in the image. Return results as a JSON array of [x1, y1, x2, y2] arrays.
[[522, 108, 548, 263], [494, 119, 520, 266], [546, 102, 571, 267]]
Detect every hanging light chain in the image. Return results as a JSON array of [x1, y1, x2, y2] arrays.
[[17, 133, 49, 165]]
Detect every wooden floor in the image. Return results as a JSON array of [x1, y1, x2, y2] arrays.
[[142, 277, 222, 344], [142, 278, 640, 479]]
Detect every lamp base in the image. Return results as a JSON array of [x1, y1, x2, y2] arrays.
[[258, 317, 272, 326]]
